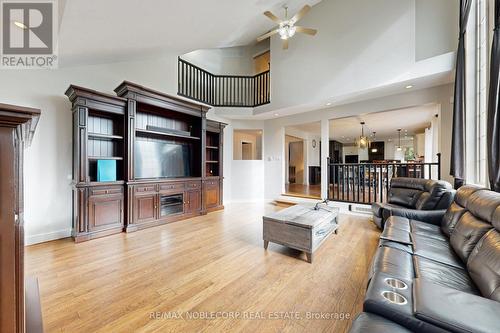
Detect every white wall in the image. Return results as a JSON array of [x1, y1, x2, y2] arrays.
[[182, 40, 269, 76], [415, 0, 459, 60], [257, 0, 457, 114], [225, 120, 265, 202]]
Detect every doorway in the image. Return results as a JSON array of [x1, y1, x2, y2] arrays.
[[284, 122, 322, 199], [241, 142, 253, 160]]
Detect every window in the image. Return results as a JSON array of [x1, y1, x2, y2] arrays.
[[233, 129, 263, 160], [465, 0, 490, 186]]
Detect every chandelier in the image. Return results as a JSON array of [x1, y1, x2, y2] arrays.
[[356, 122, 370, 149], [396, 128, 403, 151]]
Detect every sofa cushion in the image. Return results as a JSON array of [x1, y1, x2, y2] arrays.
[[413, 255, 479, 295], [384, 216, 410, 231], [467, 230, 500, 301], [349, 313, 414, 333], [440, 202, 467, 236], [454, 185, 485, 207], [370, 246, 414, 281], [415, 180, 452, 210], [388, 187, 423, 208], [380, 226, 412, 245], [379, 239, 413, 254], [450, 212, 493, 263], [467, 189, 500, 222], [413, 234, 465, 269]]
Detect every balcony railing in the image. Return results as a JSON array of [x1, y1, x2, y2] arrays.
[[327, 154, 441, 204], [177, 58, 270, 107]]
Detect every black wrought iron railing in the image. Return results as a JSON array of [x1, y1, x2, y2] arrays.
[[177, 58, 270, 107], [327, 154, 441, 204]]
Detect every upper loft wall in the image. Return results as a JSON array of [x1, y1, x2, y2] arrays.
[[416, 0, 459, 60], [259, 0, 457, 114], [182, 40, 270, 76]]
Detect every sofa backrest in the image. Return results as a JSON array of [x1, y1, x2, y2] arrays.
[[387, 178, 452, 210], [448, 187, 499, 264], [467, 205, 500, 301], [441, 185, 483, 236]]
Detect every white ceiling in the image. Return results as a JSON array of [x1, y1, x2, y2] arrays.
[[58, 0, 321, 66], [286, 104, 438, 143]]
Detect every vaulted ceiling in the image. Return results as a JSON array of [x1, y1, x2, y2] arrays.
[[58, 0, 321, 66]]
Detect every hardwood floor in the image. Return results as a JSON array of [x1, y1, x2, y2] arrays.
[[25, 203, 380, 333], [284, 184, 322, 199]]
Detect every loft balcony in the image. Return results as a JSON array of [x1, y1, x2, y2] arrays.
[[177, 57, 270, 108]]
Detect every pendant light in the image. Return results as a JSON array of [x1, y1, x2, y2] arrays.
[[356, 122, 370, 149], [396, 129, 402, 151], [370, 132, 378, 153]]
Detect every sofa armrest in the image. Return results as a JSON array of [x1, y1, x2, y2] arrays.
[[413, 278, 500, 333], [382, 207, 445, 225]]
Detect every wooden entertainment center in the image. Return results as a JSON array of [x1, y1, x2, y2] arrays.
[[66, 82, 225, 242]]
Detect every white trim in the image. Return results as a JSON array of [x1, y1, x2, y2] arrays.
[[25, 228, 72, 246]]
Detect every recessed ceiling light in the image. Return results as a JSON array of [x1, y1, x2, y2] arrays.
[[14, 21, 27, 29], [405, 85, 413, 89], [274, 113, 279, 117], [326, 102, 332, 106]]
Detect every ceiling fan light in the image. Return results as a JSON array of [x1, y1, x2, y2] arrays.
[[278, 23, 296, 39]]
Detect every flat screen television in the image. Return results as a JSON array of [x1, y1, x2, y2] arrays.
[[134, 139, 191, 179]]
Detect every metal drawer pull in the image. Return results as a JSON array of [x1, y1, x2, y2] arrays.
[[315, 229, 329, 237]]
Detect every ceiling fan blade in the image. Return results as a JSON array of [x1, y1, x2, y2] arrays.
[[296, 26, 317, 36], [283, 39, 289, 50], [264, 11, 282, 24], [291, 5, 311, 23], [257, 29, 279, 42]]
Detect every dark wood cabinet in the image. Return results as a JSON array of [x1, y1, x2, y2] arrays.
[[88, 192, 124, 232], [67, 82, 226, 240], [134, 193, 157, 224], [185, 190, 201, 214], [66, 86, 127, 242], [0, 103, 42, 332]]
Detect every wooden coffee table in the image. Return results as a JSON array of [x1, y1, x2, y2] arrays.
[[263, 204, 339, 263]]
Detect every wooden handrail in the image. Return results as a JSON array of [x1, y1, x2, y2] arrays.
[[326, 154, 442, 204], [177, 57, 270, 107]]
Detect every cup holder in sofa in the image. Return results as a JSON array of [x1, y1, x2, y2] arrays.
[[381, 291, 407, 305], [384, 278, 408, 290]]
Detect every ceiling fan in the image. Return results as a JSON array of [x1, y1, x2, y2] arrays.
[[257, 4, 317, 50]]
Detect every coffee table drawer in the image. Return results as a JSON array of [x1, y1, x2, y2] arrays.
[[263, 220, 311, 251], [312, 218, 337, 251]]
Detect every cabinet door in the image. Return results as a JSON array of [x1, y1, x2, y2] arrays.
[[134, 194, 157, 224], [204, 180, 220, 209], [186, 190, 201, 214], [88, 194, 123, 232]]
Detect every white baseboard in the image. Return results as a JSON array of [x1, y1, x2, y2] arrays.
[[25, 228, 72, 246]]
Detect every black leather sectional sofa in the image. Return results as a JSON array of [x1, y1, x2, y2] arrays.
[[372, 178, 455, 229], [350, 185, 500, 333]]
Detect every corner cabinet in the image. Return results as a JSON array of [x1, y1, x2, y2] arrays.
[[67, 81, 226, 241], [65, 86, 127, 242], [204, 120, 225, 212]]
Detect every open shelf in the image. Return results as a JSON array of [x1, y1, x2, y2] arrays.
[[88, 133, 123, 140], [206, 145, 219, 149], [89, 156, 123, 160], [136, 128, 200, 140]]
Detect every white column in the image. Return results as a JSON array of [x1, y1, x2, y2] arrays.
[[321, 119, 330, 199]]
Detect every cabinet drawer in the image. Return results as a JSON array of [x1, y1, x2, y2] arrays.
[[159, 182, 184, 193], [185, 181, 201, 190], [89, 186, 123, 197], [135, 185, 156, 194], [204, 179, 219, 187]]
